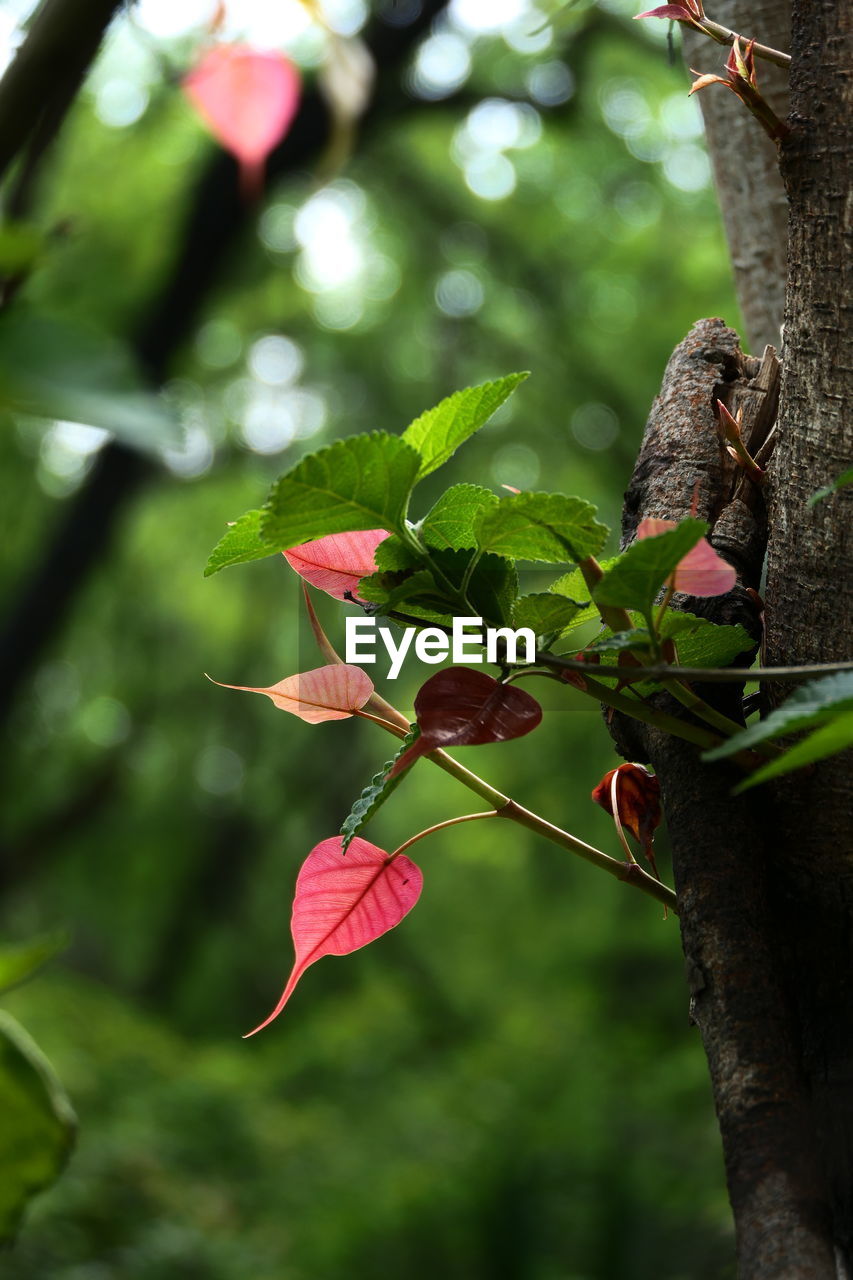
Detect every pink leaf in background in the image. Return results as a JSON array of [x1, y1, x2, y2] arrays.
[[207, 663, 373, 722], [636, 518, 736, 597], [283, 529, 390, 602], [245, 836, 423, 1035], [183, 44, 301, 197], [390, 667, 543, 776]]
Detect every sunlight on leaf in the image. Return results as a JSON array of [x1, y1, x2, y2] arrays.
[[207, 664, 373, 723], [244, 836, 423, 1035], [283, 529, 390, 602]]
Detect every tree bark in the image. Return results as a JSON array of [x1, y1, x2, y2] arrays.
[[762, 0, 853, 1265], [608, 318, 838, 1276], [611, 1, 852, 1269], [681, 0, 790, 352]]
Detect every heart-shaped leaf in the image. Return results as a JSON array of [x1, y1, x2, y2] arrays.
[[208, 664, 373, 722], [283, 529, 390, 602], [390, 667, 542, 775], [184, 45, 301, 196], [245, 836, 423, 1035]]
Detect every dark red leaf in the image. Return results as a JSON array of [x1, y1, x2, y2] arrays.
[[390, 667, 542, 775], [592, 762, 662, 876]]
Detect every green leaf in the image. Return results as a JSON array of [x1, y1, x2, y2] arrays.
[[808, 468, 853, 507], [261, 433, 422, 547], [0, 309, 181, 454], [475, 492, 608, 563], [361, 549, 517, 627], [547, 559, 616, 633], [204, 509, 284, 577], [402, 373, 528, 479], [588, 629, 655, 654], [358, 569, 445, 612], [656, 610, 753, 667], [732, 710, 853, 792], [372, 535, 420, 572], [0, 1012, 76, 1243], [589, 611, 754, 692], [340, 731, 418, 852], [419, 484, 499, 550], [704, 671, 853, 761], [511, 593, 584, 636], [593, 519, 707, 613], [0, 933, 67, 998]]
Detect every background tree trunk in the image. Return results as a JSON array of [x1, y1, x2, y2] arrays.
[[681, 0, 790, 352]]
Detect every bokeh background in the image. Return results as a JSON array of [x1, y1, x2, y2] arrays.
[[0, 0, 743, 1275]]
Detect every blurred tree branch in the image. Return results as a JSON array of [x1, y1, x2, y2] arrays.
[[0, 0, 122, 186]]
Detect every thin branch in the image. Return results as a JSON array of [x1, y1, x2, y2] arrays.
[[537, 654, 853, 684], [696, 18, 791, 68]]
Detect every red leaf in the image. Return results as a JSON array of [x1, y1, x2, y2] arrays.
[[390, 667, 542, 775], [245, 836, 423, 1035], [208, 663, 373, 722], [183, 44, 301, 197], [592, 762, 662, 877], [283, 529, 389, 602]]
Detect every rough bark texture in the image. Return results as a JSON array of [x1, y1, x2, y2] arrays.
[[681, 1, 790, 352], [763, 0, 853, 1266], [609, 320, 838, 1276]]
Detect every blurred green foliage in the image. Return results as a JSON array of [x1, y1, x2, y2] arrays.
[[0, 0, 742, 1274]]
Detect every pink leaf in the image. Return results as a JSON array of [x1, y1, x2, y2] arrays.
[[183, 44, 301, 197], [283, 530, 390, 602], [636, 518, 736, 597], [208, 663, 373, 722], [245, 836, 423, 1035], [673, 538, 737, 596], [390, 667, 543, 776]]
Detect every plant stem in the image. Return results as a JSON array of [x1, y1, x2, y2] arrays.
[[577, 555, 633, 633], [496, 800, 676, 912], [388, 810, 498, 861], [696, 19, 791, 68], [356, 691, 677, 911], [662, 677, 777, 751]]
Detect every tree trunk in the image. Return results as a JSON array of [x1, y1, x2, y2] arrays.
[[681, 0, 790, 352], [610, 1, 852, 1273], [763, 0, 853, 1265]]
